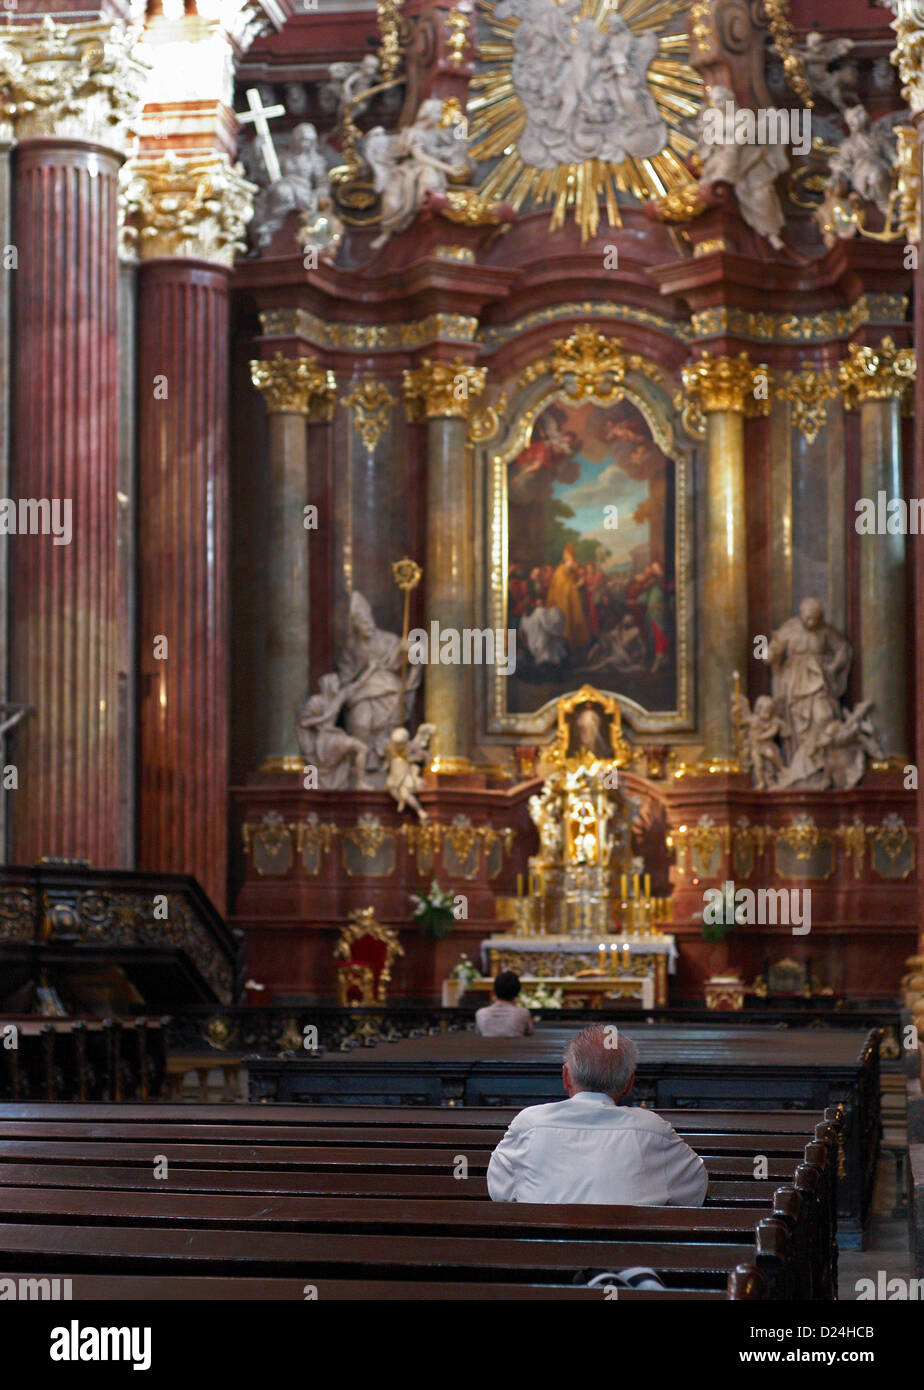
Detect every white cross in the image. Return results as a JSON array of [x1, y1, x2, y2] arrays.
[[236, 87, 286, 184]]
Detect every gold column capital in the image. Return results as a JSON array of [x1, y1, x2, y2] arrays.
[[775, 366, 838, 444], [403, 356, 487, 420], [0, 16, 148, 151], [891, 0, 924, 116], [120, 153, 257, 268], [681, 351, 772, 416], [251, 353, 338, 419], [342, 380, 395, 450], [837, 337, 916, 410]]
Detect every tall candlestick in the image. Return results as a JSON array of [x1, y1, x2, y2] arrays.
[[516, 873, 523, 897], [598, 942, 607, 972], [632, 873, 640, 898], [609, 944, 617, 977], [620, 873, 627, 899], [644, 873, 651, 899]]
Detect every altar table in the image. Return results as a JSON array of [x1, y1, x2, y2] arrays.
[[480, 935, 677, 1006]]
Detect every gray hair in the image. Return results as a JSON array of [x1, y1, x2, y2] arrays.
[[563, 1024, 638, 1098]]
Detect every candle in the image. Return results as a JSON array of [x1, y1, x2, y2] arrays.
[[517, 873, 523, 898], [632, 873, 640, 898], [609, 944, 617, 976], [622, 944, 630, 971], [644, 873, 651, 899], [620, 874, 627, 900], [598, 943, 607, 971]]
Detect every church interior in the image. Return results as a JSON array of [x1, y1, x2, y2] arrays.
[[2, 0, 924, 1332]]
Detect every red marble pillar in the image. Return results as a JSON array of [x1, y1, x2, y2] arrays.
[[9, 139, 122, 866], [136, 261, 230, 912]]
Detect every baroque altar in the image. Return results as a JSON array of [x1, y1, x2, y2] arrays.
[[480, 687, 675, 1004]]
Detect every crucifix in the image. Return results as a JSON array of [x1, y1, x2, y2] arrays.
[[236, 87, 286, 184]]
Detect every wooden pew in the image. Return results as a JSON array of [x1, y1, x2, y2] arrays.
[[0, 1218, 793, 1296], [0, 1105, 840, 1299]]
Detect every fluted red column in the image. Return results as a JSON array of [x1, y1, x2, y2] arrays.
[[137, 261, 230, 912], [10, 139, 122, 865]]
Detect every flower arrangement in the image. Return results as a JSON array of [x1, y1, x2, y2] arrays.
[[451, 953, 479, 990], [409, 880, 456, 941], [519, 982, 563, 1010]]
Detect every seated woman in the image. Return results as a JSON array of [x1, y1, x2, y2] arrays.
[[475, 971, 534, 1038]]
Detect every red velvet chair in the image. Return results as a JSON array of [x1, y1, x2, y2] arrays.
[[333, 908, 404, 1006]]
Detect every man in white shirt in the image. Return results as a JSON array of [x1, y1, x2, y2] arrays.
[[475, 971, 534, 1037], [487, 1023, 708, 1206]]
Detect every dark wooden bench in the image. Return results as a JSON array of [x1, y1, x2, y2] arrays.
[[0, 1105, 841, 1299], [0, 1219, 792, 1296], [0, 1271, 759, 1300]]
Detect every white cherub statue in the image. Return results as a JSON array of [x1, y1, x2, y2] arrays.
[[735, 691, 784, 790], [386, 722, 437, 821]]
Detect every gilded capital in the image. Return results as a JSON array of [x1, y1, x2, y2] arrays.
[[120, 154, 256, 268], [0, 17, 148, 151], [403, 357, 487, 420], [251, 353, 338, 419], [838, 338, 916, 409], [891, 0, 924, 116], [681, 351, 772, 416], [342, 381, 395, 451], [776, 366, 838, 444]]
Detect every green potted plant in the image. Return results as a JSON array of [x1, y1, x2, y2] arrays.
[[410, 880, 456, 941]]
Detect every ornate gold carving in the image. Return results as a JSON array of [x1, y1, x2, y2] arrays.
[[693, 237, 730, 257], [0, 16, 148, 150], [334, 906, 404, 1005], [344, 816, 390, 857], [762, 0, 813, 108], [377, 0, 404, 81], [668, 816, 730, 876], [776, 366, 838, 444], [294, 817, 334, 858], [342, 380, 395, 451], [689, 0, 713, 57], [261, 308, 480, 350], [895, 125, 921, 244], [777, 816, 818, 860], [445, 8, 470, 67], [121, 154, 256, 268], [519, 328, 668, 404], [732, 816, 769, 879], [838, 337, 916, 409], [890, 0, 924, 117], [259, 755, 305, 774], [242, 812, 294, 875], [403, 357, 486, 420], [837, 818, 867, 880], [544, 684, 633, 772], [439, 187, 510, 226], [435, 244, 475, 262], [251, 353, 338, 419], [204, 1015, 234, 1051], [469, 391, 507, 443], [443, 814, 480, 865], [690, 296, 909, 345], [648, 183, 710, 224], [673, 388, 707, 440], [682, 351, 771, 416], [335, 963, 376, 1007]]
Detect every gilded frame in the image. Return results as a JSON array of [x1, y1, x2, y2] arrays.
[[481, 358, 694, 738]]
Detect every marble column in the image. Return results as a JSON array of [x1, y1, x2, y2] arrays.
[[682, 351, 770, 760], [838, 338, 915, 757], [250, 354, 337, 772], [403, 358, 486, 768], [124, 155, 255, 913], [0, 123, 12, 861], [5, 20, 145, 866], [891, 0, 924, 972]]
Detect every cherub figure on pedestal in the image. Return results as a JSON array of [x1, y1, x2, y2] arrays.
[[735, 691, 784, 790], [386, 723, 436, 821]]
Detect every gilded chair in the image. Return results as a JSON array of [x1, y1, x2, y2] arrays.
[[333, 907, 404, 1005]]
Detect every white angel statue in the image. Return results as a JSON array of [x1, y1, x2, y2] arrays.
[[795, 32, 857, 111], [386, 723, 437, 821], [827, 106, 897, 217], [363, 98, 467, 248]]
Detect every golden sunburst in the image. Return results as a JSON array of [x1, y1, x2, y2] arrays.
[[470, 0, 703, 242]]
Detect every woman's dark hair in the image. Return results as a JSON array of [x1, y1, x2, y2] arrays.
[[494, 970, 521, 1001]]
